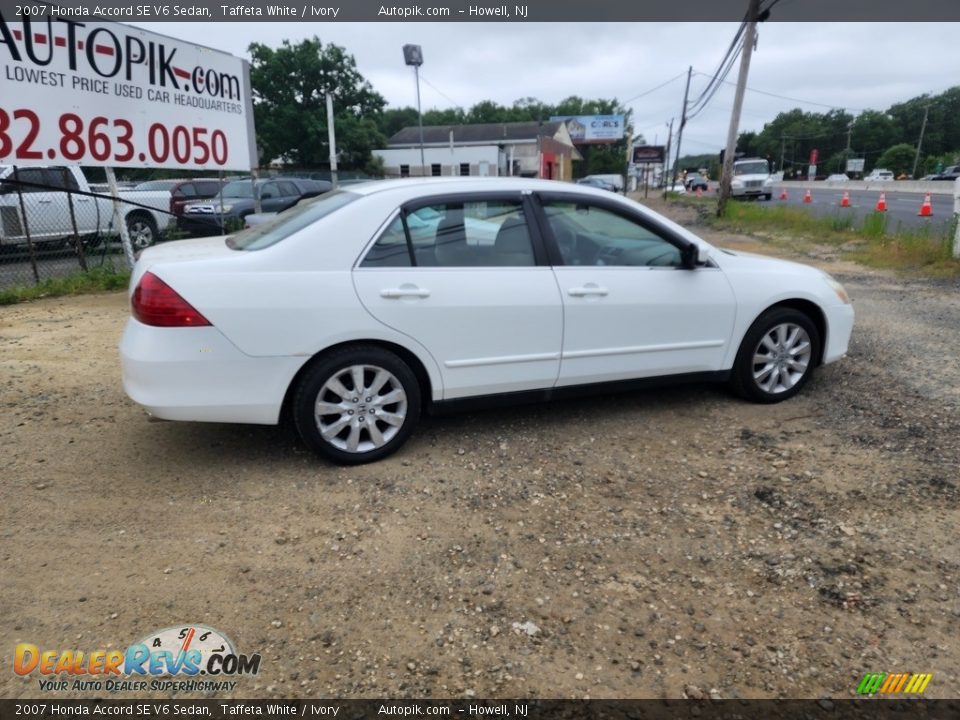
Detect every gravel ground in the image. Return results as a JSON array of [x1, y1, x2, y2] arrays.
[[1, 199, 958, 700]]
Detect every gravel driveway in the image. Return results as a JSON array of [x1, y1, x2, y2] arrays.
[[1, 200, 958, 700]]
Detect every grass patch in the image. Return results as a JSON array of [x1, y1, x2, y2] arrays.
[[0, 266, 130, 305], [688, 197, 960, 277]]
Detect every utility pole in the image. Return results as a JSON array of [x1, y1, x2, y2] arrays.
[[780, 135, 786, 175], [662, 118, 674, 199], [844, 122, 852, 174], [911, 104, 929, 180], [672, 66, 692, 188], [718, 0, 760, 217], [326, 92, 339, 189]]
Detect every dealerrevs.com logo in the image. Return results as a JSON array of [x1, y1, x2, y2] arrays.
[[14, 625, 261, 693], [0, 17, 242, 100]]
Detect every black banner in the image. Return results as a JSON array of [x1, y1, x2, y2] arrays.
[[2, 700, 960, 720], [1, 0, 960, 22]]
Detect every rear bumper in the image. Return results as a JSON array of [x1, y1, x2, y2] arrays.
[[120, 318, 305, 425]]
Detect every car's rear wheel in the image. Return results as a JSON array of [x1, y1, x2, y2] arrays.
[[293, 346, 421, 464], [731, 307, 820, 403], [126, 214, 158, 250]]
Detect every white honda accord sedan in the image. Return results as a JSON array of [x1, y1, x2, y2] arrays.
[[120, 177, 854, 464]]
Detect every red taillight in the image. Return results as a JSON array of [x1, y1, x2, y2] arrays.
[[132, 272, 211, 327]]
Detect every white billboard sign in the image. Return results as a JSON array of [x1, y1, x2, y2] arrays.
[[0, 16, 256, 170], [550, 115, 625, 144]]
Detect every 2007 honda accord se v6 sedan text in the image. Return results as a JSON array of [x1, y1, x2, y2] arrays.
[[120, 177, 854, 464]]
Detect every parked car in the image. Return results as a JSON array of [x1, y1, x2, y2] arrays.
[[178, 177, 331, 236], [825, 174, 849, 182], [576, 177, 617, 192], [0, 165, 174, 249], [684, 173, 709, 191], [579, 174, 623, 191], [121, 177, 854, 465], [134, 178, 226, 220], [928, 165, 960, 181], [864, 169, 894, 182]]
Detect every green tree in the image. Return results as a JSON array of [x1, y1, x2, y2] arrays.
[[249, 37, 386, 169], [876, 143, 916, 176]]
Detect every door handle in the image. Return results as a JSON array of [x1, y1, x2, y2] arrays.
[[568, 285, 608, 297], [381, 287, 430, 299], [76, 198, 92, 203], [38, 199, 53, 204]]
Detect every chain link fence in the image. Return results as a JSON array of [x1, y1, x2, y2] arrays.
[[0, 168, 182, 291], [0, 167, 380, 292]]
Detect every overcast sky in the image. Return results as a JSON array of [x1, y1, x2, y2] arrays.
[[133, 21, 960, 156]]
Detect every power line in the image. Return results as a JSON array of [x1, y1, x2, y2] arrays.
[[686, 22, 746, 118], [694, 71, 865, 112], [622, 71, 688, 104], [418, 74, 465, 110]]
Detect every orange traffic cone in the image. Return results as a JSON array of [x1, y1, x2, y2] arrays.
[[875, 193, 887, 212], [840, 191, 851, 208], [779, 188, 788, 200], [918, 193, 932, 217], [803, 189, 812, 204]]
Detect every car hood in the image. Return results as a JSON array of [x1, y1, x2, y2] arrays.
[[711, 247, 825, 279]]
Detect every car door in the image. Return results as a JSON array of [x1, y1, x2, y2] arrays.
[[258, 181, 289, 213], [535, 194, 737, 387], [0, 167, 67, 242], [43, 167, 99, 237], [352, 193, 563, 399]]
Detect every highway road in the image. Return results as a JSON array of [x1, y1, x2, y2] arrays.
[[765, 184, 955, 234]]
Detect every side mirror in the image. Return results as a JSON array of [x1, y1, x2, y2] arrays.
[[696, 245, 712, 265], [681, 243, 711, 269]]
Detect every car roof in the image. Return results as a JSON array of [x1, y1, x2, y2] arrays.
[[342, 176, 615, 199]]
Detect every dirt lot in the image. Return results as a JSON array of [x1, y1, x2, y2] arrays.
[[2, 199, 958, 700]]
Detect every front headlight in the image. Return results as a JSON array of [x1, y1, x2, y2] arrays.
[[823, 275, 851, 304], [217, 203, 234, 213], [731, 179, 744, 188]]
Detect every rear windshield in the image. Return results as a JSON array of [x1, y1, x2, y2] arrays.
[[227, 191, 358, 251]]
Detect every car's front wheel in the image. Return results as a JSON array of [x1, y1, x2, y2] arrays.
[[293, 346, 421, 464], [731, 307, 820, 403]]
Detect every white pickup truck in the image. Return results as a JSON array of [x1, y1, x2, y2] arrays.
[[0, 166, 173, 250]]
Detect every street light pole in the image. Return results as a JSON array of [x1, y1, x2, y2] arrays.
[[403, 44, 426, 176]]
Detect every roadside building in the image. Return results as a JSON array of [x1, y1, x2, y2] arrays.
[[374, 121, 582, 180]]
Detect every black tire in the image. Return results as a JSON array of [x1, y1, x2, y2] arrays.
[[126, 213, 158, 250], [293, 345, 421, 464], [730, 307, 821, 403], [764, 193, 773, 201]]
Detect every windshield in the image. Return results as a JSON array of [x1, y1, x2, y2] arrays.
[[734, 162, 769, 175], [228, 191, 358, 251], [221, 181, 255, 199]]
